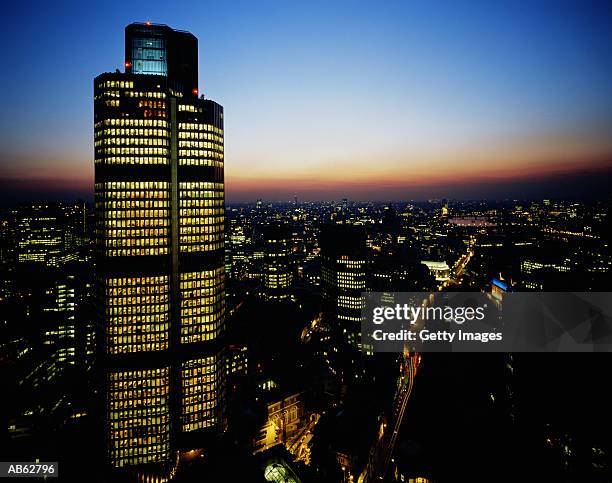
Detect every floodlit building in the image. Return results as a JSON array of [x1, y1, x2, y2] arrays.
[[254, 392, 305, 453], [420, 260, 451, 282]]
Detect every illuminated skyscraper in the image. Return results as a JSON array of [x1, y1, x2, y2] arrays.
[[226, 218, 246, 279], [94, 23, 226, 478], [320, 224, 368, 349], [16, 204, 82, 267], [262, 224, 293, 301], [17, 211, 63, 265]]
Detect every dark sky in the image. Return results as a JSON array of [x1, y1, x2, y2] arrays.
[[1, 0, 612, 202]]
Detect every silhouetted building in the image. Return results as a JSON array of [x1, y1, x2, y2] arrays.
[[261, 225, 293, 301], [520, 257, 571, 290], [95, 22, 226, 478], [125, 22, 198, 97], [320, 224, 367, 349]]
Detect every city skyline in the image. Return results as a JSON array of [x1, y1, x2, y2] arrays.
[[2, 0, 612, 202], [2, 6, 612, 482]]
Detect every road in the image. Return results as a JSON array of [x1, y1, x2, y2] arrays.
[[442, 238, 475, 288], [361, 352, 420, 482]]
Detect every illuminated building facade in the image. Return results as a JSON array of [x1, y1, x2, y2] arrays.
[[420, 260, 451, 282], [17, 212, 63, 265], [262, 225, 293, 301], [95, 23, 226, 476], [43, 277, 76, 368], [254, 392, 304, 453], [15, 205, 83, 267], [226, 218, 246, 279], [520, 258, 571, 290], [11, 203, 93, 380], [320, 224, 368, 349]]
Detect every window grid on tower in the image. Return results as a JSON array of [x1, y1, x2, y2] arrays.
[[105, 276, 170, 354], [181, 357, 219, 431], [96, 181, 170, 256], [179, 182, 224, 252], [177, 121, 224, 167], [107, 368, 171, 467], [94, 87, 168, 165], [180, 268, 225, 343]]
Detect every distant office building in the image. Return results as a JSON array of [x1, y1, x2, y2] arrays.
[[9, 203, 94, 384], [320, 224, 368, 349], [227, 218, 246, 279], [302, 260, 321, 287], [370, 257, 434, 293], [3, 255, 95, 440], [262, 225, 293, 301], [520, 258, 571, 290], [43, 277, 76, 367], [95, 22, 226, 477], [17, 210, 62, 265], [15, 203, 88, 267], [42, 262, 95, 373], [227, 344, 248, 379]]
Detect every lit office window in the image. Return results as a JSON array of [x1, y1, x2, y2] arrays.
[[96, 181, 170, 256], [177, 121, 224, 167], [105, 276, 170, 353], [181, 357, 220, 431], [107, 368, 171, 467], [180, 268, 225, 343], [179, 182, 224, 252]]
